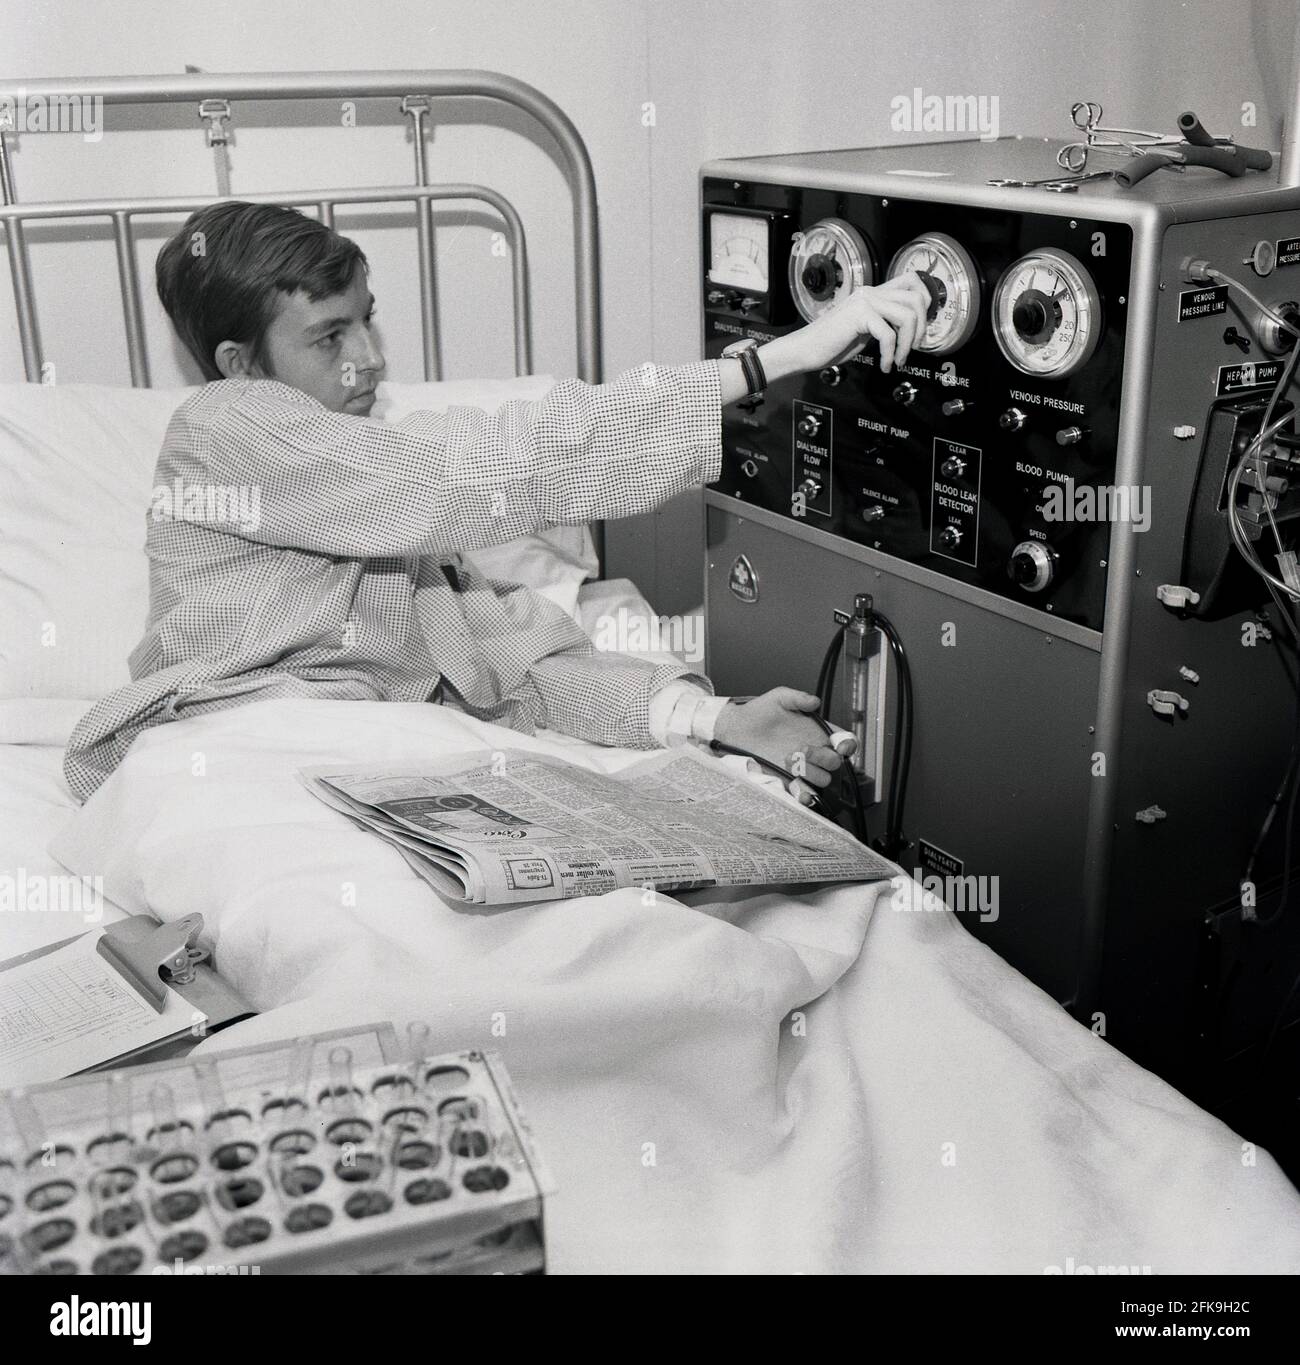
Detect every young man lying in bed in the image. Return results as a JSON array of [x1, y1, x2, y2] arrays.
[[62, 203, 928, 806]]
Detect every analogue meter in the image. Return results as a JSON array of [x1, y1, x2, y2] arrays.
[[887, 232, 981, 355], [707, 213, 771, 293], [789, 217, 873, 322], [992, 248, 1102, 378]]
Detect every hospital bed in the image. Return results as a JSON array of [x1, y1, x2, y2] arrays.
[[2, 68, 1299, 1274]]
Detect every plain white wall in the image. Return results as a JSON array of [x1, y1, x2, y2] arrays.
[[4, 0, 1299, 613]]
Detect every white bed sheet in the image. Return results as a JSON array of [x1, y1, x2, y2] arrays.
[[0, 703, 129, 961], [47, 695, 1300, 1275]]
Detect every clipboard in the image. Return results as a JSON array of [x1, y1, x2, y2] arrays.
[[0, 913, 256, 1080]]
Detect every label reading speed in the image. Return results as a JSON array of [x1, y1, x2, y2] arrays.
[[992, 248, 1102, 378]]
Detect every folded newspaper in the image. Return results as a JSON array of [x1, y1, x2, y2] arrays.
[[299, 746, 893, 904]]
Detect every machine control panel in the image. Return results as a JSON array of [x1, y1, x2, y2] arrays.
[[703, 180, 1134, 631]]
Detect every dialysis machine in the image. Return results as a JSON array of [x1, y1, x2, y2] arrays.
[[700, 138, 1300, 1091]]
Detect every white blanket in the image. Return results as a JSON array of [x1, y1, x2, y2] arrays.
[[51, 698, 1300, 1273]]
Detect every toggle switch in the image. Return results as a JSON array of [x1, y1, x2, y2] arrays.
[[940, 456, 967, 478], [741, 458, 758, 478], [819, 365, 842, 386], [892, 382, 917, 406], [861, 503, 886, 522], [1055, 426, 1088, 446], [937, 525, 963, 551], [941, 398, 971, 417], [999, 407, 1027, 432], [797, 412, 822, 438], [797, 477, 822, 501]]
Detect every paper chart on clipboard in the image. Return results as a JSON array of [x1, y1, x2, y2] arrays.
[[0, 930, 206, 1088]]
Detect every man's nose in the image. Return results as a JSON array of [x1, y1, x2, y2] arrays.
[[352, 328, 385, 375]]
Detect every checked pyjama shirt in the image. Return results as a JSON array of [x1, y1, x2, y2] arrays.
[[63, 360, 724, 801]]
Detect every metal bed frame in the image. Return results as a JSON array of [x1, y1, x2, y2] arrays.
[[0, 69, 604, 563]]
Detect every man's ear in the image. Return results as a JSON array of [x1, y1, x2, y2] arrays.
[[213, 340, 257, 380]]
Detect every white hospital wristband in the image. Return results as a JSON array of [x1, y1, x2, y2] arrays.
[[648, 681, 731, 749]]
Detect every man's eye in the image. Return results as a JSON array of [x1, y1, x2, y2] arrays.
[[316, 332, 340, 348]]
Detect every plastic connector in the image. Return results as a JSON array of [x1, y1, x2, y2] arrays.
[[1157, 583, 1201, 610], [1181, 256, 1215, 284], [1277, 550, 1300, 595]]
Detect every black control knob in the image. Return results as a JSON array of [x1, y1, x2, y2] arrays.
[[1009, 540, 1055, 592], [940, 456, 967, 478], [892, 382, 917, 406], [800, 254, 840, 301], [999, 407, 1027, 432], [938, 525, 963, 551], [819, 365, 842, 386], [1012, 290, 1061, 344]]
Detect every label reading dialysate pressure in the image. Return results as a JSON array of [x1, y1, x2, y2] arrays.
[[1178, 285, 1228, 321], [918, 839, 963, 879]]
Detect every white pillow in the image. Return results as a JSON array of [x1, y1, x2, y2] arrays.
[[0, 383, 194, 700], [0, 375, 596, 702]]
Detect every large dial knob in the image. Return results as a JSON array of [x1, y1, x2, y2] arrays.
[[1009, 540, 1055, 592], [788, 218, 874, 323]]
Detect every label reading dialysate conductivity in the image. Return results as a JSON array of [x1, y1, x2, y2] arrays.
[[1178, 285, 1228, 321]]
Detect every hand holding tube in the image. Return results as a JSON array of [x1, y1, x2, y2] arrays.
[[712, 687, 858, 805]]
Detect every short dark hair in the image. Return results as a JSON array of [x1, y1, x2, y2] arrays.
[[155, 202, 367, 381]]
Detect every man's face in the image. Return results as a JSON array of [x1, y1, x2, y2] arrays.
[[254, 269, 385, 415]]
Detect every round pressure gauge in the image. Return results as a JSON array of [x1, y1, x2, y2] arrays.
[[992, 248, 1103, 378], [887, 232, 981, 355], [788, 217, 874, 323]]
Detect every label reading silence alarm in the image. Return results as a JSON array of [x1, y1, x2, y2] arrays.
[[1178, 285, 1228, 321], [1217, 359, 1286, 395], [917, 839, 963, 879], [1277, 237, 1300, 268]]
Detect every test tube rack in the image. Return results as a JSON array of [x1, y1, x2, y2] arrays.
[[0, 1024, 553, 1275]]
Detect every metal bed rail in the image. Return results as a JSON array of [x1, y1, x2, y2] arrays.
[[0, 184, 531, 389], [0, 69, 603, 387]]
